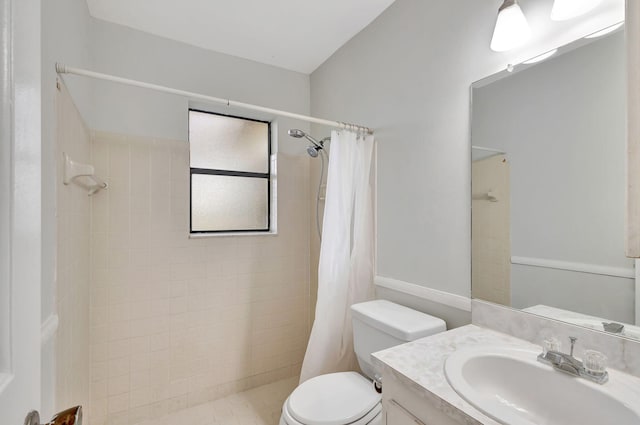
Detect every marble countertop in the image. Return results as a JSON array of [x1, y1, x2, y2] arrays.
[[373, 324, 640, 425], [371, 325, 543, 425]]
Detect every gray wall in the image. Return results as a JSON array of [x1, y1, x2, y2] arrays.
[[375, 286, 471, 330], [474, 33, 627, 269], [310, 0, 623, 322], [511, 266, 634, 322], [89, 19, 311, 155], [473, 32, 633, 323]]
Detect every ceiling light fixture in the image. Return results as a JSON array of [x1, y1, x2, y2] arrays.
[[551, 0, 603, 21], [490, 0, 532, 52], [584, 22, 624, 38], [523, 49, 558, 64]]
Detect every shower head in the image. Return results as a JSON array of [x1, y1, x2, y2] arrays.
[[288, 128, 327, 158], [288, 128, 306, 139], [288, 128, 322, 148]]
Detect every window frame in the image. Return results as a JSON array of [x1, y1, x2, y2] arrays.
[[188, 108, 272, 234]]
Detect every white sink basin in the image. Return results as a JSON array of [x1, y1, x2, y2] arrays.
[[444, 346, 640, 425]]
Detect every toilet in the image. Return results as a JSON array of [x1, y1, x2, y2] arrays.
[[280, 300, 446, 425]]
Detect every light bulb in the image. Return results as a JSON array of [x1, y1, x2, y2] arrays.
[[491, 0, 532, 52], [551, 0, 604, 21]]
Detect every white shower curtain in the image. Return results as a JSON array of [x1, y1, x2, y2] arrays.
[[300, 130, 375, 383]]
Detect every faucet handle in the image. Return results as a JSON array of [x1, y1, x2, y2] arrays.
[[569, 336, 577, 356], [543, 337, 560, 355], [583, 350, 608, 377]]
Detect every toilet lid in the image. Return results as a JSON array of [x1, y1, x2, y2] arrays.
[[287, 372, 381, 425]]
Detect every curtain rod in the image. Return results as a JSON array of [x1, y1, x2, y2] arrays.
[[55, 63, 374, 135]]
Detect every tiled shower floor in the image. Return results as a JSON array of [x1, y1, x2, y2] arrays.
[[134, 377, 298, 425]]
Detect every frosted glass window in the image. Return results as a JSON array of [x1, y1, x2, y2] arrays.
[[189, 110, 269, 173], [188, 110, 271, 233], [191, 174, 268, 232]]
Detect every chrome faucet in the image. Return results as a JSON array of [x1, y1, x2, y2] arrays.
[[537, 336, 608, 384]]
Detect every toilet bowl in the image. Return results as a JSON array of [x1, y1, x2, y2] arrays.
[[280, 372, 382, 425], [280, 300, 446, 425]]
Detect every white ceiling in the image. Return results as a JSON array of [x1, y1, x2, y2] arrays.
[[85, 0, 396, 74]]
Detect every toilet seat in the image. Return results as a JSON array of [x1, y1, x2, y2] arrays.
[[282, 372, 382, 425], [281, 401, 382, 425]]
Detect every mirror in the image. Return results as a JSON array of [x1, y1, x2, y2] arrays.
[[470, 24, 639, 340]]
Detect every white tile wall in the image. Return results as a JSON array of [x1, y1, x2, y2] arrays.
[[56, 83, 92, 421], [89, 131, 311, 425], [132, 376, 298, 425]]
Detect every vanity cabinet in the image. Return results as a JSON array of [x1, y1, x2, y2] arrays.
[[386, 399, 426, 425], [381, 371, 466, 425]]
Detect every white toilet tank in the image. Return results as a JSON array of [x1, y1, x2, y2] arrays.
[[351, 300, 446, 379]]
